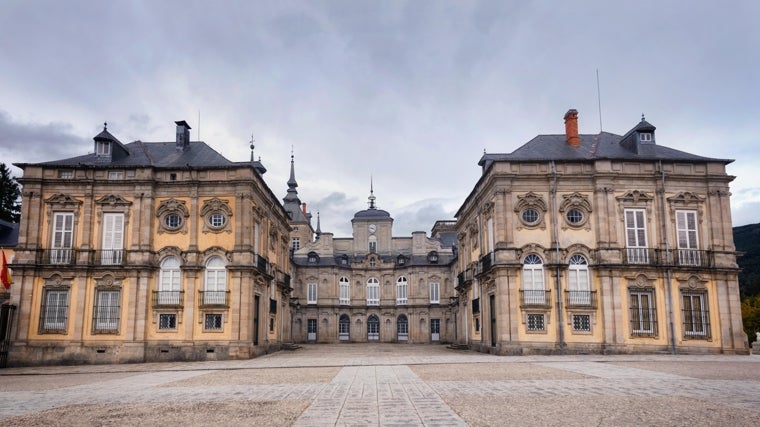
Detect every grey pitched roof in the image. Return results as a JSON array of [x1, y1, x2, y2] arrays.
[[352, 208, 392, 221], [479, 131, 731, 166], [26, 141, 237, 169]]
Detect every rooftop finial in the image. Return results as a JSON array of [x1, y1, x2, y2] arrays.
[[104, 122, 107, 130], [368, 176, 376, 209], [251, 133, 256, 162], [641, 113, 646, 122]]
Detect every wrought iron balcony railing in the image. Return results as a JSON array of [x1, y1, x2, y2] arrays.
[[93, 249, 125, 266], [40, 249, 78, 265], [520, 289, 551, 308], [199, 290, 230, 308], [564, 290, 597, 309], [152, 290, 184, 308]]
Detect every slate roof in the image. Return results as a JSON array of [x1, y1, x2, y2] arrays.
[[0, 219, 19, 247], [352, 208, 392, 220], [22, 141, 238, 169], [478, 131, 732, 167]]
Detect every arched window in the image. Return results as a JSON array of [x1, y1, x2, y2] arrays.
[[397, 314, 409, 341], [568, 254, 591, 305], [338, 314, 350, 341], [204, 256, 227, 305], [158, 256, 181, 305], [339, 276, 350, 305], [522, 254, 545, 305], [367, 278, 380, 305], [396, 276, 408, 305], [367, 314, 380, 340]]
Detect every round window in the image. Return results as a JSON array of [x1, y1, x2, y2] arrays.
[[521, 208, 540, 225], [164, 213, 182, 229], [566, 209, 584, 225], [209, 213, 226, 228]]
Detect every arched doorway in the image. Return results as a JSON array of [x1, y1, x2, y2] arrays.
[[367, 315, 380, 341], [397, 314, 409, 341], [339, 314, 350, 341]]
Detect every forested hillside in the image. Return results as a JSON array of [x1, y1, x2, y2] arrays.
[[734, 223, 760, 344]]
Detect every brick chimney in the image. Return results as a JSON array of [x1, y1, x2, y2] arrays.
[[564, 109, 580, 147]]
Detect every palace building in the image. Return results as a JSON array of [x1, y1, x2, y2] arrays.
[[2, 110, 748, 366]]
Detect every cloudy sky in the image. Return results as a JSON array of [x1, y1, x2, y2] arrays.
[[1, 1, 758, 236]]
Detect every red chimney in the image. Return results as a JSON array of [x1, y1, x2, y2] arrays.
[[302, 202, 307, 215], [564, 109, 580, 147]]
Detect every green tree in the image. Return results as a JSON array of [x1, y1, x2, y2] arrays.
[[0, 163, 21, 223], [742, 295, 760, 345]]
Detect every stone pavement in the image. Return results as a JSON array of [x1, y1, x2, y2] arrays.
[[0, 344, 759, 426]]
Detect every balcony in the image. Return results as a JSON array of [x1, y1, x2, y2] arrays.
[[624, 248, 655, 265], [255, 254, 270, 275], [152, 290, 184, 308], [40, 249, 77, 265], [479, 252, 494, 273], [564, 290, 597, 309], [199, 290, 230, 308], [675, 249, 706, 267], [93, 249, 125, 266], [520, 289, 551, 308]]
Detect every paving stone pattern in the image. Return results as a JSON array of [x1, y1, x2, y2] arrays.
[[0, 344, 758, 426]]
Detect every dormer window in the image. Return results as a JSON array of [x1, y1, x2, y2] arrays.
[[640, 133, 653, 142], [307, 252, 319, 264], [397, 255, 407, 266], [428, 251, 439, 263], [96, 141, 111, 157]]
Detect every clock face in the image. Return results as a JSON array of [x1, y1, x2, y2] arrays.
[[368, 224, 376, 233]]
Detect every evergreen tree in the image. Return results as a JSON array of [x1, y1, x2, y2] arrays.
[[0, 163, 21, 223]]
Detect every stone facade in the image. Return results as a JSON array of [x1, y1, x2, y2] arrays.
[[287, 187, 458, 344], [454, 111, 748, 355], [7, 122, 293, 366]]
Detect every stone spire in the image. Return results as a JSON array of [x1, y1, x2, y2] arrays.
[[283, 148, 300, 204], [367, 176, 377, 209], [315, 211, 322, 240]]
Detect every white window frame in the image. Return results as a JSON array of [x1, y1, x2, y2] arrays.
[[339, 276, 350, 305], [94, 289, 120, 332], [396, 276, 408, 305], [204, 256, 227, 305], [624, 208, 649, 264], [101, 213, 124, 265], [430, 282, 440, 304], [682, 292, 709, 338], [522, 254, 545, 305], [630, 289, 656, 335], [368, 236, 377, 253], [42, 289, 69, 331], [307, 282, 317, 304], [676, 210, 700, 266], [291, 237, 300, 251], [96, 141, 111, 156], [397, 314, 409, 340], [51, 212, 74, 264], [158, 256, 182, 305], [366, 277, 379, 306], [567, 254, 591, 305]]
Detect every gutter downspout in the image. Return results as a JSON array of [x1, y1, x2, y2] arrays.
[[658, 160, 677, 354], [551, 161, 565, 350]]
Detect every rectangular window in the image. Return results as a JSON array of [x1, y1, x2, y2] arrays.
[[430, 282, 440, 304], [527, 314, 545, 331], [101, 213, 124, 265], [254, 222, 260, 255], [40, 289, 69, 332], [682, 292, 710, 339], [367, 284, 379, 306], [572, 314, 591, 332], [158, 313, 177, 330], [486, 217, 494, 253], [339, 280, 350, 305], [96, 141, 111, 156], [107, 171, 123, 180], [204, 314, 223, 330], [58, 170, 74, 179], [93, 289, 120, 333], [396, 282, 407, 305], [307, 318, 317, 340], [629, 289, 657, 336], [624, 208, 649, 264], [51, 212, 74, 264], [291, 237, 300, 251], [676, 210, 701, 266], [307, 283, 317, 304]]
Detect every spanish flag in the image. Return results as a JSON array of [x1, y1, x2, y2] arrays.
[[1, 250, 12, 290]]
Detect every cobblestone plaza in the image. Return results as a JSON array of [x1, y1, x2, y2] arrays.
[[1, 344, 759, 426]]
